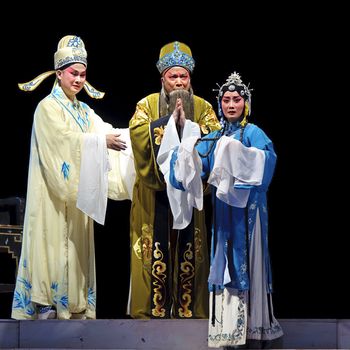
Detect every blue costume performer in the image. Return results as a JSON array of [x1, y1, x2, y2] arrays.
[[157, 72, 283, 347]]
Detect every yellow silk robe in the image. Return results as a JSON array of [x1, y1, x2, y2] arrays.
[[12, 84, 132, 320], [129, 93, 221, 319]]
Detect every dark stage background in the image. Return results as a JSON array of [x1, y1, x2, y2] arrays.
[[0, 7, 343, 319]]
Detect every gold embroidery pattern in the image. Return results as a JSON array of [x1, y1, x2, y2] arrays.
[[132, 237, 142, 259], [194, 227, 203, 263], [141, 224, 153, 262], [129, 104, 151, 126], [132, 224, 153, 266], [151, 242, 167, 317], [154, 125, 165, 145], [178, 243, 195, 318], [199, 110, 221, 134]]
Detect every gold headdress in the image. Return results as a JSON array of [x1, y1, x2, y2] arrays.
[[156, 41, 195, 75], [18, 35, 104, 99]]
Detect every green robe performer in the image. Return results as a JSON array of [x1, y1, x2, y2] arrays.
[[128, 41, 221, 319]]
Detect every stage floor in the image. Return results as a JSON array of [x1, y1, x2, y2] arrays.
[[1, 318, 349, 349]]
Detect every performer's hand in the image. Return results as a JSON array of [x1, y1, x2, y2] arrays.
[[172, 98, 186, 129], [106, 133, 127, 151]]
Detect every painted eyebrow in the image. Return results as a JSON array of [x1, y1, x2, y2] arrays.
[[66, 67, 86, 74]]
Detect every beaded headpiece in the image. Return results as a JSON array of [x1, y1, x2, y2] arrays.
[[156, 41, 195, 75], [18, 35, 104, 99], [215, 71, 252, 127]]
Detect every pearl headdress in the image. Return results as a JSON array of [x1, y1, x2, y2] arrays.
[[214, 71, 252, 126]]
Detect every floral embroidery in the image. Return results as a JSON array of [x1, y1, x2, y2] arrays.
[[199, 110, 221, 134], [59, 295, 69, 309], [129, 104, 152, 126], [88, 287, 96, 308], [133, 224, 153, 266], [12, 260, 35, 316], [61, 162, 70, 180], [154, 126, 165, 145], [208, 291, 246, 345], [12, 277, 35, 316]]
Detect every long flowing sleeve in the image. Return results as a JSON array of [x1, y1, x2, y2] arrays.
[[107, 128, 135, 201], [157, 116, 202, 229], [77, 109, 135, 224], [88, 110, 136, 200], [77, 133, 110, 225], [207, 136, 265, 207], [168, 124, 275, 229], [252, 128, 277, 190]]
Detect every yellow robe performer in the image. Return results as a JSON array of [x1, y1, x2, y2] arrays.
[[129, 91, 220, 318], [12, 35, 134, 320], [12, 84, 133, 320]]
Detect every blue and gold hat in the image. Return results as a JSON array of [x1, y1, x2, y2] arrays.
[[156, 41, 195, 75]]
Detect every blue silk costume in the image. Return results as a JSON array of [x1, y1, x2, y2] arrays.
[[169, 121, 277, 294]]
